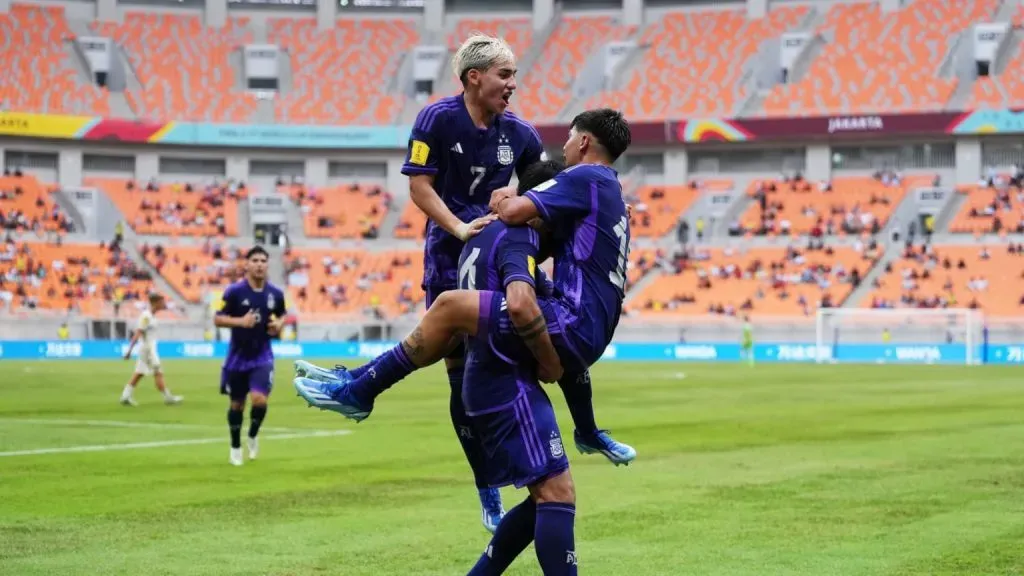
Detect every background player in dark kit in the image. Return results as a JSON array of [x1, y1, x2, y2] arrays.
[[215, 246, 287, 467]]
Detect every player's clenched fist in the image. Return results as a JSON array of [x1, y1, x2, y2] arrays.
[[488, 186, 517, 212], [240, 309, 258, 328]]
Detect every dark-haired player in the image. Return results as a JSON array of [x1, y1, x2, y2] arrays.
[[295, 108, 634, 446], [298, 33, 545, 532], [215, 246, 287, 466]]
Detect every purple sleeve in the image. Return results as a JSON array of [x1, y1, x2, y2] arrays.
[[523, 173, 588, 225], [401, 105, 443, 176], [498, 227, 540, 288], [216, 285, 237, 316]]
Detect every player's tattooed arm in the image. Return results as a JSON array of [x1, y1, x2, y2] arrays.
[[506, 281, 563, 383]]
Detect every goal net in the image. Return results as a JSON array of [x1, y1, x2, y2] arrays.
[[814, 308, 985, 365]]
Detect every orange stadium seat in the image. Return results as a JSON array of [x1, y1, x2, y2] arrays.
[[740, 175, 933, 236], [269, 18, 417, 125], [450, 18, 533, 60], [279, 183, 390, 239], [87, 178, 240, 237], [629, 182, 727, 238], [587, 6, 807, 120], [0, 173, 73, 234], [515, 16, 634, 121], [284, 249, 424, 319], [93, 13, 256, 122], [0, 241, 157, 317], [763, 0, 998, 116], [629, 244, 879, 317], [949, 181, 1024, 234], [964, 7, 1024, 109], [0, 4, 109, 116], [141, 243, 245, 304], [394, 201, 427, 240], [866, 243, 1024, 316]]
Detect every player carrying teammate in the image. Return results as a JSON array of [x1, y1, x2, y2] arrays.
[[120, 292, 183, 406], [456, 160, 580, 575], [214, 246, 286, 466], [299, 33, 542, 532], [294, 108, 635, 466]]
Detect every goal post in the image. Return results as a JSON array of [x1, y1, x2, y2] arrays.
[[814, 308, 985, 365]]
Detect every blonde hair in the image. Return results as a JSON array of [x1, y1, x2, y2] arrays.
[[451, 33, 516, 84]]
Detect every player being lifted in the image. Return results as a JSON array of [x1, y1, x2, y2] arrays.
[[120, 292, 183, 406], [295, 109, 635, 508], [215, 246, 287, 466], [295, 36, 633, 533]]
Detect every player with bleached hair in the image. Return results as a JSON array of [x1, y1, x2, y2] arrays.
[[120, 292, 183, 407], [299, 33, 540, 533]]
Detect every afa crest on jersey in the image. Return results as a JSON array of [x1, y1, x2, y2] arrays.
[[549, 431, 564, 458], [497, 134, 514, 166], [267, 293, 276, 311]]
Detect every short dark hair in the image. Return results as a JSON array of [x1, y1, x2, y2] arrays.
[[517, 159, 565, 193], [570, 108, 631, 163], [245, 246, 269, 260]]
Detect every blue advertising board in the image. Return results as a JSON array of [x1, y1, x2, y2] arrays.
[[0, 341, 1019, 365]]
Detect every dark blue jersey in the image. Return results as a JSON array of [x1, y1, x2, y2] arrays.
[[522, 163, 630, 364], [458, 221, 546, 414], [403, 94, 544, 290], [216, 279, 286, 371]]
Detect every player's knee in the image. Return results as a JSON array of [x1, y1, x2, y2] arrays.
[[531, 470, 575, 505], [230, 400, 245, 410], [250, 393, 268, 407]]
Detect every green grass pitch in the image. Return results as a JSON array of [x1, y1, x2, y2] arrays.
[[1, 359, 1023, 575]]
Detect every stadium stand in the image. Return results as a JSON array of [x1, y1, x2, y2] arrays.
[[269, 18, 418, 125], [950, 177, 1024, 234], [0, 172, 74, 235], [587, 6, 807, 119], [278, 182, 391, 239], [93, 13, 257, 122], [394, 201, 427, 240], [628, 181, 727, 238], [965, 7, 1024, 109], [0, 4, 110, 116], [515, 16, 635, 121], [0, 240, 157, 317], [87, 178, 241, 237], [284, 248, 424, 318], [739, 174, 935, 237], [762, 0, 999, 116], [140, 242, 245, 304], [866, 243, 1024, 316], [629, 244, 880, 316]]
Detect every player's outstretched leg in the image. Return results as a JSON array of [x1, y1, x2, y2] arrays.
[[532, 472, 578, 576], [560, 370, 636, 466], [294, 290, 482, 420]]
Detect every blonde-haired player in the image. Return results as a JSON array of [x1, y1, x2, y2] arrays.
[[120, 292, 183, 406], [297, 33, 552, 532]]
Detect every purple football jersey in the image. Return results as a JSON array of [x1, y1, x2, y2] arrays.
[[217, 279, 287, 371], [402, 94, 545, 292]]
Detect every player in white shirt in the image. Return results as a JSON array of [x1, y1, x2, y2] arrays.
[[120, 293, 183, 406]]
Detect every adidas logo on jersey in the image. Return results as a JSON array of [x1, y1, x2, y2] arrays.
[[450, 143, 463, 154]]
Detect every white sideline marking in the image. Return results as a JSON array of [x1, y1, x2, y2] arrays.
[[0, 418, 300, 432], [0, 430, 352, 458]]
